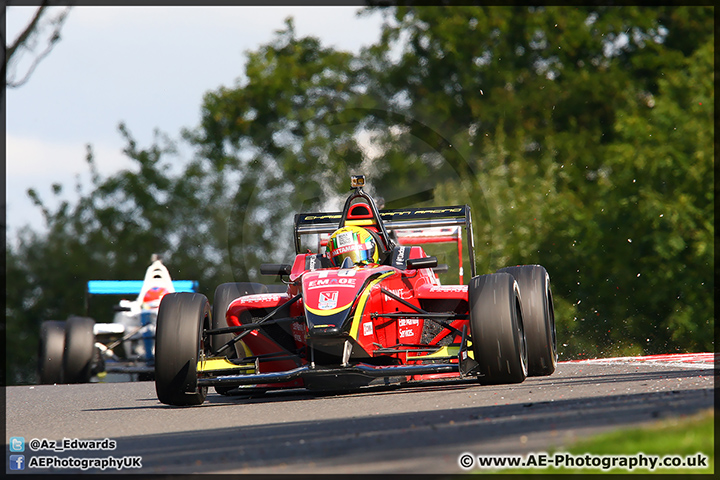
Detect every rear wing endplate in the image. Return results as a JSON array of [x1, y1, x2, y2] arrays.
[[294, 205, 476, 278]]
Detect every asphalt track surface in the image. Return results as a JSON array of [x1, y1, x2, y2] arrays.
[[5, 354, 715, 475]]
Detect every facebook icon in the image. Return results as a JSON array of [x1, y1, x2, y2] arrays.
[[9, 455, 25, 470]]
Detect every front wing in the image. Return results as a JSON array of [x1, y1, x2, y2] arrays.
[[196, 344, 481, 388]]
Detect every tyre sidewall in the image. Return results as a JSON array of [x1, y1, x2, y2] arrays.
[[39, 320, 66, 384], [469, 273, 527, 384], [497, 265, 557, 376], [63, 316, 96, 384], [155, 292, 209, 405]]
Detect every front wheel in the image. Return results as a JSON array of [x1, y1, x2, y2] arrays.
[[155, 293, 210, 406], [497, 265, 556, 376], [469, 273, 527, 384]]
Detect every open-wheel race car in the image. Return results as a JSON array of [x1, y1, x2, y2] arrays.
[[154, 175, 556, 406], [38, 257, 198, 384]]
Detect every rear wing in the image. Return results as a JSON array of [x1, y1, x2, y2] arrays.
[[395, 226, 465, 283], [294, 205, 476, 278], [84, 280, 198, 316], [86, 280, 199, 295]]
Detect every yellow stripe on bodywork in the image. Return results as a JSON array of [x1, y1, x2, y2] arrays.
[[406, 345, 475, 361], [349, 271, 395, 339], [197, 357, 255, 373], [407, 345, 459, 361]]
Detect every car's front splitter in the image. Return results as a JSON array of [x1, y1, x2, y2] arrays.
[[197, 362, 465, 388]]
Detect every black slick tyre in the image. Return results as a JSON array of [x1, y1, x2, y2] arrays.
[[497, 265, 557, 376], [63, 316, 96, 383], [155, 292, 210, 406], [38, 320, 66, 384], [469, 273, 527, 384]]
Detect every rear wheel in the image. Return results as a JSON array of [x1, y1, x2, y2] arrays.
[[211, 282, 268, 355], [63, 316, 96, 383], [211, 283, 268, 395], [38, 321, 66, 384], [497, 265, 556, 376], [469, 273, 527, 384], [155, 293, 210, 406]]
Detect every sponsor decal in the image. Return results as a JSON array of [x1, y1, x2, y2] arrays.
[[399, 328, 414, 338], [291, 321, 305, 343], [383, 288, 412, 301], [413, 208, 463, 215], [318, 291, 339, 310], [331, 243, 371, 255], [307, 278, 357, 289], [335, 231, 354, 247], [302, 214, 342, 221], [237, 294, 286, 304], [381, 207, 465, 218], [363, 321, 373, 336], [429, 285, 468, 293], [394, 247, 407, 267], [398, 318, 420, 327]]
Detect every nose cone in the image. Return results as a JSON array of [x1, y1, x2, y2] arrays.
[[302, 270, 362, 337], [305, 308, 353, 337]]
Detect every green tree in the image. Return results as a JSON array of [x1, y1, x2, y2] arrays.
[[579, 36, 714, 354], [360, 5, 713, 357]]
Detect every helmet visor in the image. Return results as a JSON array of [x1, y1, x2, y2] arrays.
[[330, 245, 373, 267]]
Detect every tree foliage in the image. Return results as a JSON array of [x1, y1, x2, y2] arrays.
[[360, 6, 713, 357], [5, 7, 713, 384]]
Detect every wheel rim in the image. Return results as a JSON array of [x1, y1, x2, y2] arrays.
[[197, 306, 210, 397], [547, 284, 557, 362], [516, 296, 528, 375]]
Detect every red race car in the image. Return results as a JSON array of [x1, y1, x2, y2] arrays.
[[154, 175, 556, 406]]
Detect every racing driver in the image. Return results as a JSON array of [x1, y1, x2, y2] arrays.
[[326, 225, 380, 267]]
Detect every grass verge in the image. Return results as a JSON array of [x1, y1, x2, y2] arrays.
[[487, 408, 714, 474]]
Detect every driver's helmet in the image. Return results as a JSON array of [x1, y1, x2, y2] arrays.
[[142, 286, 169, 309], [327, 226, 379, 267]]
